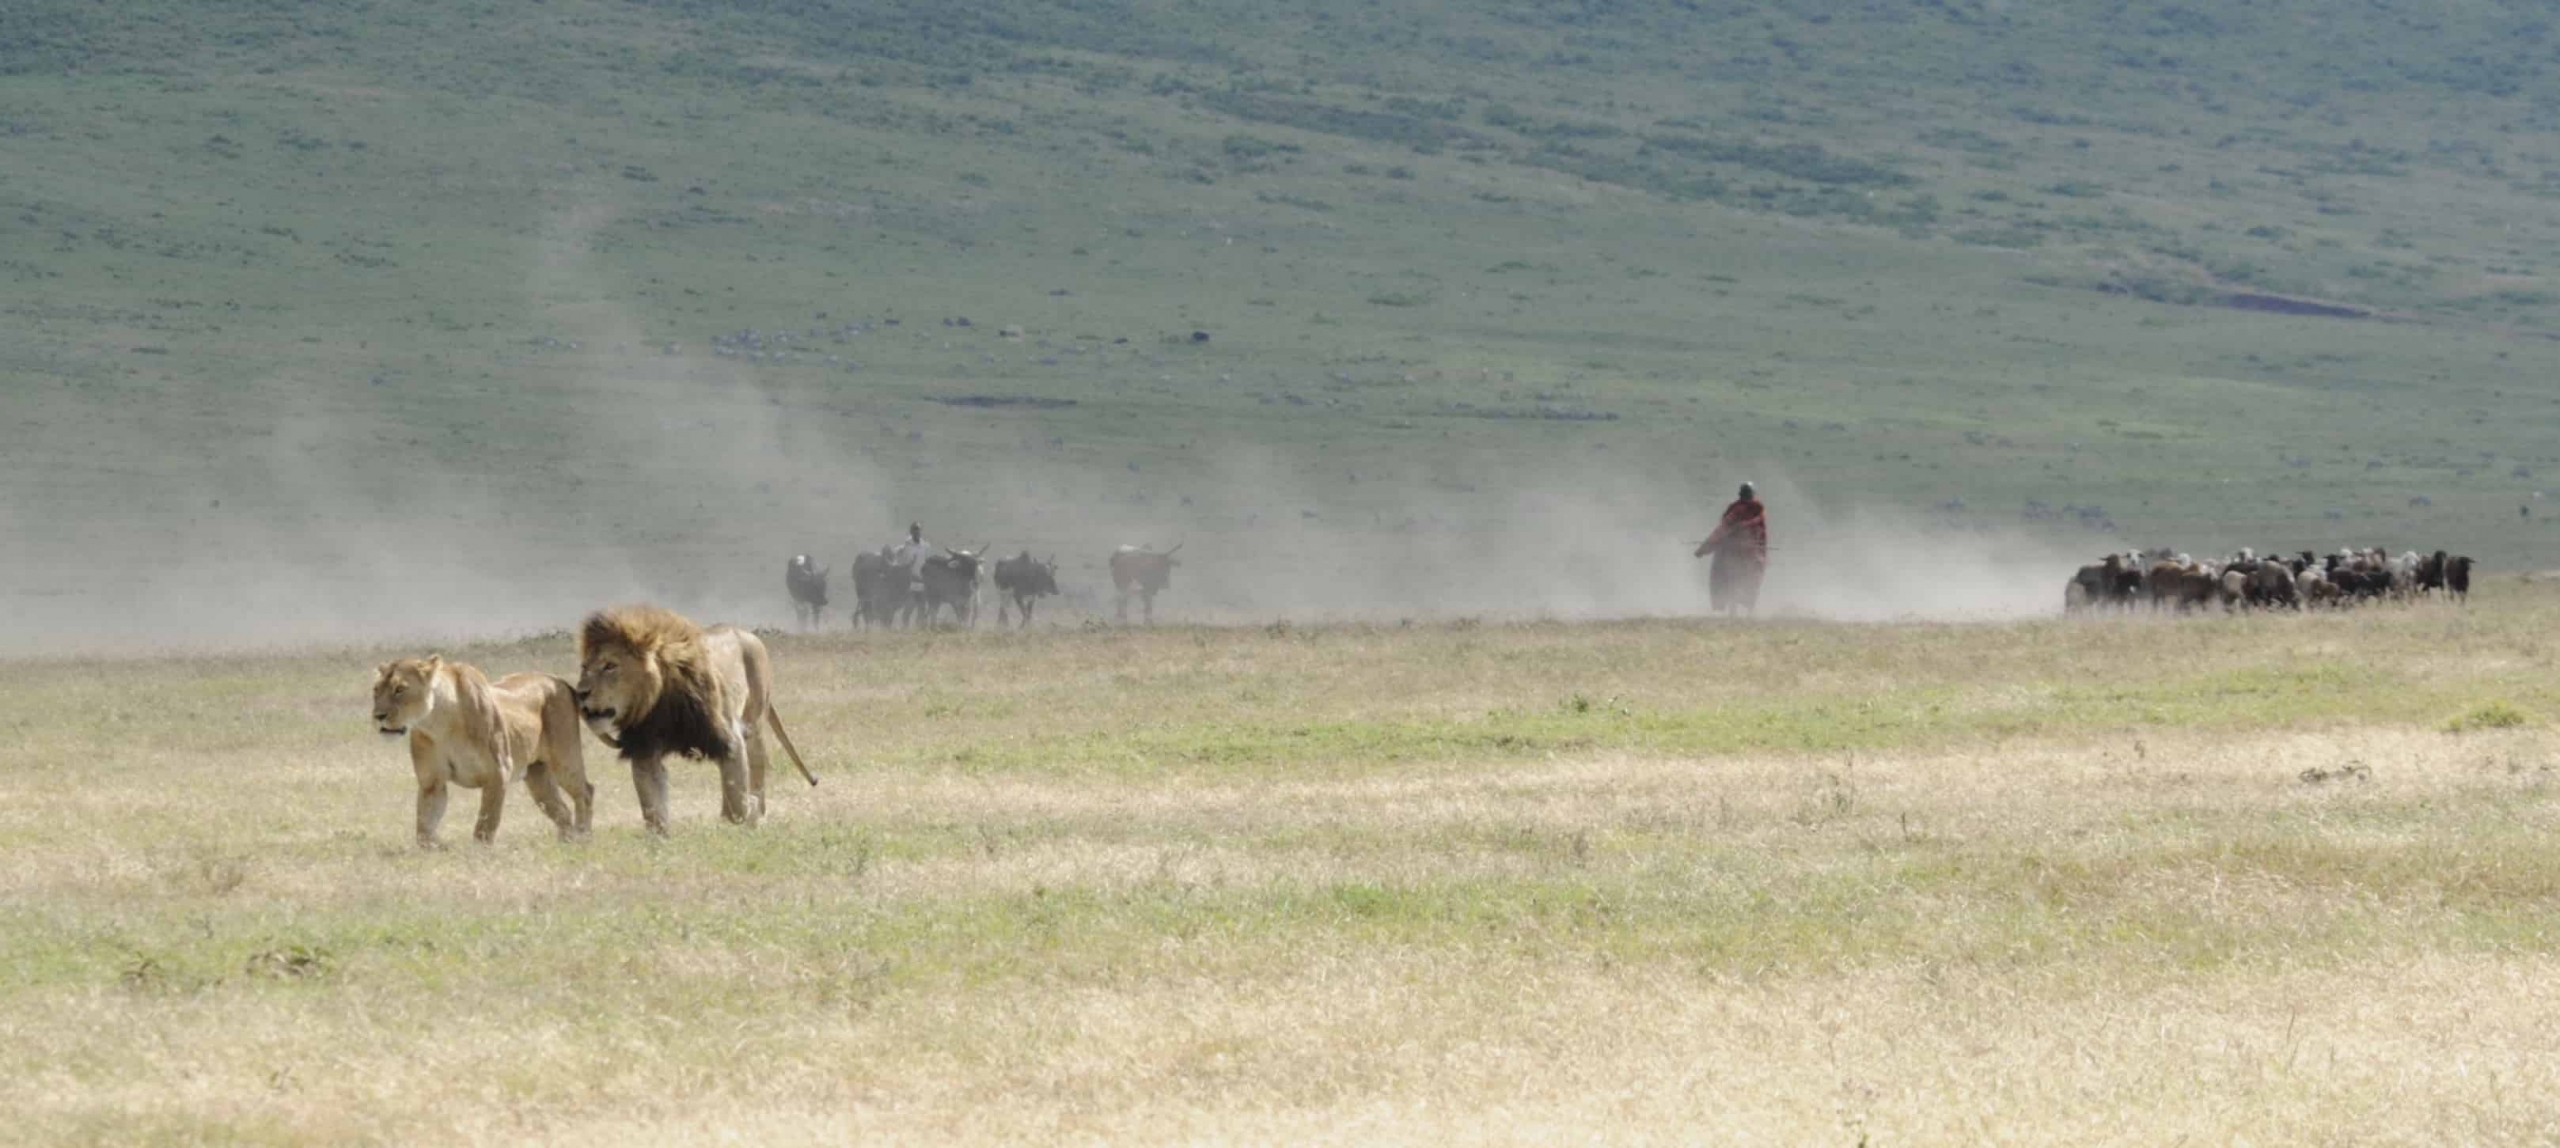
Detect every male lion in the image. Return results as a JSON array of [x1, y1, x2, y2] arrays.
[[371, 656, 593, 849], [575, 605, 817, 834]]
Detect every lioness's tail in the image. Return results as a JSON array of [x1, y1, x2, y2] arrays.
[[766, 705, 818, 787]]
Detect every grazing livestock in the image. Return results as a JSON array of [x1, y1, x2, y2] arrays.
[[2246, 559, 2298, 609], [784, 555, 831, 631], [2417, 550, 2445, 593], [993, 551, 1059, 628], [2219, 568, 2250, 610], [2115, 557, 2148, 599], [2066, 553, 2147, 613], [2146, 561, 2189, 611], [917, 547, 988, 628], [2300, 567, 2343, 608], [2147, 561, 2219, 613], [2066, 555, 2112, 612], [2445, 555, 2475, 602], [2385, 551, 2422, 601], [851, 547, 913, 629], [1109, 542, 1181, 624], [2327, 560, 2392, 604]]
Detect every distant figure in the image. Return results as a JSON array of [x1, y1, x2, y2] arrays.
[[890, 522, 934, 577], [1694, 481, 1770, 615]]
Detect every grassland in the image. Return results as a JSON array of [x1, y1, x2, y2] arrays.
[[8, 6, 2560, 1135], [3, 585, 2558, 1143], [6, 0, 2560, 648]]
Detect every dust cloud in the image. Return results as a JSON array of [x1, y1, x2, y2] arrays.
[[0, 387, 2087, 657], [1128, 458, 2084, 623], [0, 207, 2088, 657]]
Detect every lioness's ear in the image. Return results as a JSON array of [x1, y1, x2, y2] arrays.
[[374, 662, 390, 679], [423, 654, 443, 672]]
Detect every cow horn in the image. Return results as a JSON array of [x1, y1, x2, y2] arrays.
[[1164, 538, 1184, 556]]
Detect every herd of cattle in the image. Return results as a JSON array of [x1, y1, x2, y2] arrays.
[[785, 543, 1182, 629], [2066, 547, 2477, 613]]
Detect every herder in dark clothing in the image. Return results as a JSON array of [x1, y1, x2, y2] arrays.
[[1693, 482, 1770, 615]]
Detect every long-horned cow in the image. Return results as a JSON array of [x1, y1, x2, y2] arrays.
[[1109, 541, 1181, 624], [784, 554, 831, 631], [993, 551, 1060, 628], [918, 545, 989, 628]]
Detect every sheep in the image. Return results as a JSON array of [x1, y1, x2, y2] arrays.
[[2220, 568, 2251, 610], [2077, 544, 2462, 616], [2249, 560, 2299, 609], [2296, 565, 2337, 608], [2386, 551, 2423, 600]]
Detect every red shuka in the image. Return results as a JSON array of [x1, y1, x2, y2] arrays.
[[1701, 497, 1768, 612], [1703, 497, 1768, 561]]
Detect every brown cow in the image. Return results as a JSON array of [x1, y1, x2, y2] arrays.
[[1108, 542, 1181, 624]]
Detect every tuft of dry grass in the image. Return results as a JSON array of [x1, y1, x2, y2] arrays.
[[2, 584, 2558, 1143]]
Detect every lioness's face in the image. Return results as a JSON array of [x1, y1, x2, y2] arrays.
[[574, 646, 660, 738], [371, 660, 433, 736]]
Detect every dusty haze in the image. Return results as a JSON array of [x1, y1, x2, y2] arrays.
[[0, 217, 2089, 657], [0, 385, 2087, 657]]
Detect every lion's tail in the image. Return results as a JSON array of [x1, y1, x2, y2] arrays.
[[766, 705, 818, 787]]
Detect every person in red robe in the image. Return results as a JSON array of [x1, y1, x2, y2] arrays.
[[1694, 482, 1769, 615]]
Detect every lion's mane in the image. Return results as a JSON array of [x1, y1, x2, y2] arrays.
[[579, 605, 735, 766]]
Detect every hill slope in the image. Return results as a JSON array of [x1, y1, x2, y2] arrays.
[[6, 0, 2558, 645]]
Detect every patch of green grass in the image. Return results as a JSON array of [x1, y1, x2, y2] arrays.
[[2446, 700, 2532, 733]]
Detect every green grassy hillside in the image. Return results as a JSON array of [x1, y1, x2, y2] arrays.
[[7, 0, 2558, 645]]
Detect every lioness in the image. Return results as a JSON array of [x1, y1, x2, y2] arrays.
[[575, 605, 817, 834], [372, 656, 593, 849]]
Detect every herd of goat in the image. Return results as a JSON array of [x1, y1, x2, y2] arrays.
[[2067, 547, 2477, 613]]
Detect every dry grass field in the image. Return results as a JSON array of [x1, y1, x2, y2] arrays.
[[4, 586, 2559, 1144], [13, 1, 2560, 1141]]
